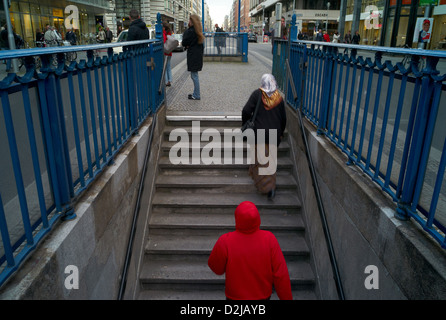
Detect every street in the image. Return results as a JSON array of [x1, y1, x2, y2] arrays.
[[170, 40, 273, 69]]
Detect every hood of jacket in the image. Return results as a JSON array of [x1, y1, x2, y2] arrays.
[[235, 201, 261, 234], [130, 18, 147, 30]]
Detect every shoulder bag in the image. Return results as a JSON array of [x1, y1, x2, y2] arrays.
[[241, 92, 262, 132]]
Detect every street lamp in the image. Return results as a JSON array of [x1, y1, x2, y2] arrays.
[[326, 2, 330, 32]]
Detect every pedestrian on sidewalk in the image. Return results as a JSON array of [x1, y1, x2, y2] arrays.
[[126, 9, 149, 50], [332, 31, 340, 43], [242, 74, 287, 200], [182, 14, 204, 100], [163, 22, 173, 87], [352, 30, 360, 44], [323, 30, 330, 42], [208, 201, 292, 300]]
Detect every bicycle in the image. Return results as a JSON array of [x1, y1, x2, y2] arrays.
[[400, 44, 426, 73]]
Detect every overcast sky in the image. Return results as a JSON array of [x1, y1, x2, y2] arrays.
[[206, 0, 233, 26]]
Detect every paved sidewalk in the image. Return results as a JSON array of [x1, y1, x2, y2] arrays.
[[165, 51, 273, 117]]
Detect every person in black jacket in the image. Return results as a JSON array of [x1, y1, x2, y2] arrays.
[[182, 14, 204, 100], [242, 74, 287, 200], [126, 9, 149, 50]]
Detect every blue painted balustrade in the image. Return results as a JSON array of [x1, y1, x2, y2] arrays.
[[273, 14, 446, 250]]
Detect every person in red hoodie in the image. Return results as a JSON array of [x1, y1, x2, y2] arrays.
[[208, 201, 292, 300]]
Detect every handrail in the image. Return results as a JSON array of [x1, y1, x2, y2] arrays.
[[274, 26, 446, 250], [117, 113, 157, 300], [0, 39, 158, 59], [0, 35, 165, 288], [285, 58, 346, 300]]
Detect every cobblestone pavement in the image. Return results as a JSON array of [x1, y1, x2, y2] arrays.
[[165, 51, 273, 116]]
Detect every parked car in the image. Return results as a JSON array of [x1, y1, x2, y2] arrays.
[[172, 33, 184, 51], [113, 28, 156, 54], [248, 33, 257, 43]]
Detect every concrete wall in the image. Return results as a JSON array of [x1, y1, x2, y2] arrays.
[[0, 106, 166, 300], [286, 106, 446, 300]]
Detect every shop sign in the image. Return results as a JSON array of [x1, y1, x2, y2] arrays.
[[419, 0, 438, 5]]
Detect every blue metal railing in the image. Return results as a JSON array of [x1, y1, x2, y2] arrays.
[[203, 32, 248, 62], [273, 27, 446, 249], [0, 36, 165, 287]]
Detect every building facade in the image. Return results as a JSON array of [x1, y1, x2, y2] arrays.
[[2, 0, 114, 46], [249, 0, 341, 38], [343, 0, 446, 49]]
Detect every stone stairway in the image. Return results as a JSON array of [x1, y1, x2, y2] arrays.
[[138, 116, 317, 300]]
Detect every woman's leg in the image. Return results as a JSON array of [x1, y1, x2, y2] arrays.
[[190, 71, 200, 99], [165, 56, 172, 84]]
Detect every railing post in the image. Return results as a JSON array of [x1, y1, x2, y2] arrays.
[[242, 33, 248, 62], [317, 46, 334, 135], [155, 13, 163, 41], [289, 14, 298, 42], [396, 56, 441, 221], [38, 71, 76, 220]]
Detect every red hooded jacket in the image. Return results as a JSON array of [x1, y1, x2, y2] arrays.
[[208, 201, 292, 300]]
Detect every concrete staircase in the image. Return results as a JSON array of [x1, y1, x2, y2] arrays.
[[138, 116, 317, 300]]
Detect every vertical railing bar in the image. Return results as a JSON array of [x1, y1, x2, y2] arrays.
[[0, 91, 34, 245], [76, 68, 94, 179], [399, 76, 433, 212], [384, 73, 408, 193], [315, 51, 324, 126], [100, 60, 112, 158], [85, 62, 101, 171], [305, 51, 313, 116], [373, 69, 395, 182], [365, 65, 384, 172], [310, 51, 318, 121], [356, 62, 375, 164], [67, 71, 86, 189], [338, 56, 351, 148], [107, 60, 118, 152], [0, 194, 15, 267], [112, 59, 122, 146], [21, 84, 49, 228], [144, 48, 151, 116], [344, 56, 358, 152], [93, 64, 107, 164], [54, 67, 74, 199], [136, 51, 144, 123], [396, 77, 421, 199], [427, 136, 446, 227], [121, 55, 130, 136], [348, 61, 366, 164], [36, 79, 63, 213], [326, 54, 338, 136], [410, 80, 442, 216], [332, 57, 345, 142]]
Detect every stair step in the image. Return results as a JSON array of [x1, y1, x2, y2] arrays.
[[140, 256, 315, 287], [138, 288, 317, 300], [155, 172, 297, 189], [146, 231, 309, 256], [158, 156, 293, 168], [160, 140, 290, 151], [149, 211, 304, 230], [152, 192, 302, 208], [137, 118, 317, 300], [162, 125, 290, 136]]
